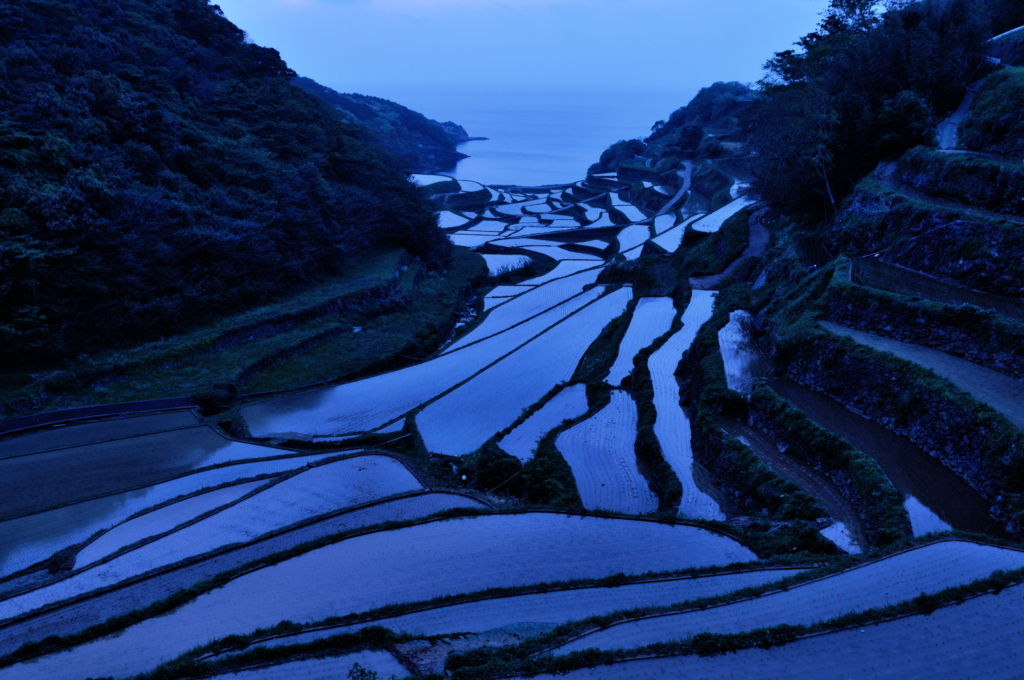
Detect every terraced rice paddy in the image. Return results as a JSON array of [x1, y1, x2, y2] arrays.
[[242, 282, 604, 438], [606, 298, 676, 386], [0, 515, 755, 680], [73, 480, 268, 567], [519, 260, 599, 286], [691, 197, 757, 233], [510, 225, 565, 238], [527, 583, 1024, 679], [419, 289, 632, 455], [0, 411, 200, 460], [0, 453, 337, 577], [448, 232, 498, 248], [485, 285, 533, 299], [616, 224, 652, 260], [0, 456, 422, 620], [523, 246, 603, 261], [648, 291, 724, 520], [0, 426, 297, 519], [554, 540, 1024, 654], [237, 568, 809, 649], [651, 214, 703, 253], [653, 214, 677, 234], [498, 384, 590, 462], [614, 205, 648, 223], [770, 379, 1003, 536], [587, 213, 617, 228], [556, 391, 658, 514], [444, 272, 603, 353], [14, 165, 1015, 677], [437, 211, 470, 229]]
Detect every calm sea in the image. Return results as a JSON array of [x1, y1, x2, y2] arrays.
[[376, 86, 690, 187]]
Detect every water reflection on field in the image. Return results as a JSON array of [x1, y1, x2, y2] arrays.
[[770, 379, 1003, 537]]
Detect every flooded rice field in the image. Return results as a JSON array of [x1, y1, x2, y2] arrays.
[[770, 379, 1003, 537]]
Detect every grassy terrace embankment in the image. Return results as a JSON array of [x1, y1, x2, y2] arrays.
[[827, 178, 1024, 297], [0, 248, 486, 417]]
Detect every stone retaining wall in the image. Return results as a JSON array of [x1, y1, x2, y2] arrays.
[[781, 334, 1023, 533], [825, 285, 1024, 379]]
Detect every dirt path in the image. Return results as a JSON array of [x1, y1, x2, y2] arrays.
[[690, 207, 769, 290], [820, 322, 1024, 432], [655, 161, 693, 217], [718, 418, 869, 552], [936, 80, 984, 150]]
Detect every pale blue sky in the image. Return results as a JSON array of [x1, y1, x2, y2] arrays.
[[216, 0, 829, 104]]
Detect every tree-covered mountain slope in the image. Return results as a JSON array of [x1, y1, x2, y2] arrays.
[[292, 77, 476, 174], [0, 0, 451, 369]]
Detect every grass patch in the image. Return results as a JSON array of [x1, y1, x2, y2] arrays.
[[688, 162, 734, 212], [244, 248, 486, 393], [960, 67, 1024, 158], [0, 248, 486, 418], [896, 145, 1024, 214], [749, 379, 911, 547], [675, 280, 832, 528], [826, 179, 1024, 297], [677, 206, 754, 277]]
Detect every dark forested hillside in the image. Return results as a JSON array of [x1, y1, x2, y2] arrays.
[[293, 77, 472, 173], [0, 0, 451, 368], [648, 82, 754, 140], [749, 0, 1024, 217]]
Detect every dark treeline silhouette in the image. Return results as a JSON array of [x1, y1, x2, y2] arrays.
[[750, 0, 1024, 217], [0, 0, 451, 368]]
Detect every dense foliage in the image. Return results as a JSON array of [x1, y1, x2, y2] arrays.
[[959, 66, 1024, 158], [0, 0, 451, 368], [750, 0, 1024, 217], [588, 139, 646, 175], [648, 81, 753, 140], [292, 76, 469, 173]]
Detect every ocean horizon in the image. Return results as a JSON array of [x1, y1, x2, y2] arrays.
[[362, 85, 695, 186]]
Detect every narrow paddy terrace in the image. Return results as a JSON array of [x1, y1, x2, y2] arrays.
[[217, 568, 809, 652], [648, 291, 725, 520], [606, 298, 676, 387], [419, 289, 632, 456], [0, 455, 422, 621], [691, 197, 757, 234], [498, 384, 590, 462], [553, 540, 1024, 654], [526, 575, 1024, 680], [0, 515, 755, 680], [556, 390, 658, 515], [0, 452, 339, 579]]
